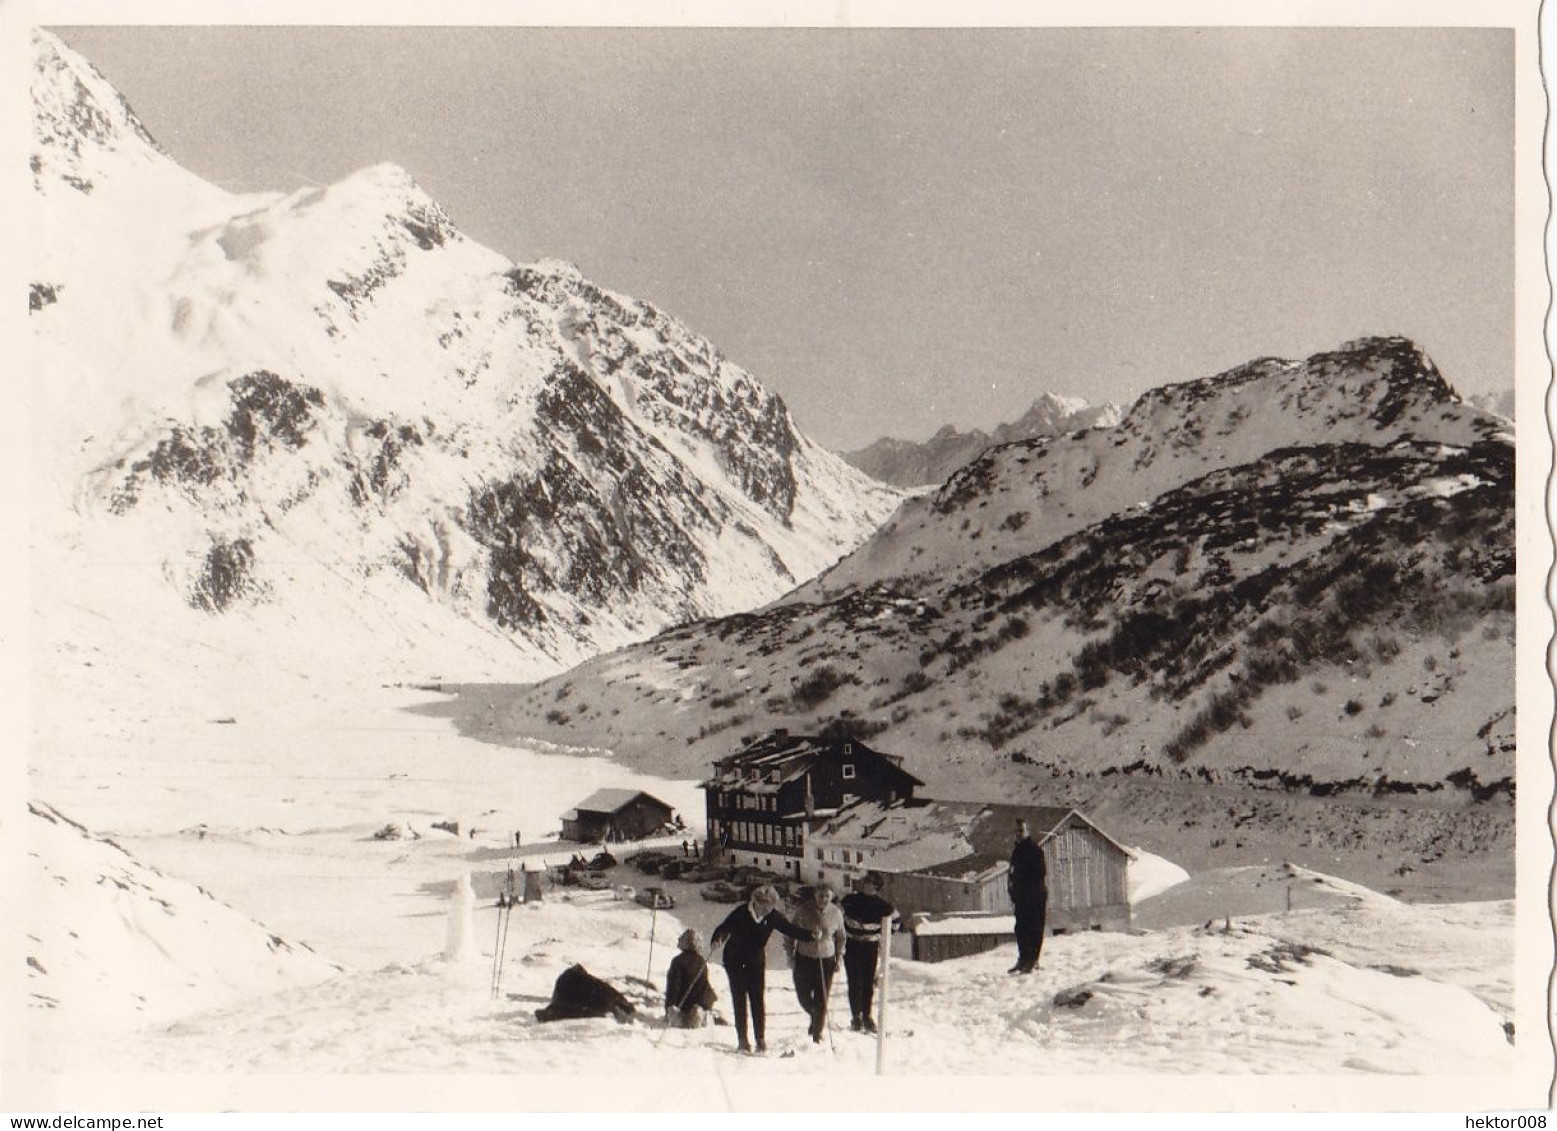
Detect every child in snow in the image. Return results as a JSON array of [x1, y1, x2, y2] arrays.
[[710, 884, 817, 1054], [664, 929, 717, 1028]]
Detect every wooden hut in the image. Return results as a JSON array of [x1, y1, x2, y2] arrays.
[[560, 789, 675, 844], [810, 799, 1134, 934]]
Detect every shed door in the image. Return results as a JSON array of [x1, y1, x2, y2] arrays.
[[1052, 827, 1092, 910]]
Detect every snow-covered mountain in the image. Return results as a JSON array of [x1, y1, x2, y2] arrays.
[[810, 337, 1503, 598], [28, 29, 901, 689], [840, 392, 1124, 488], [479, 338, 1514, 878]]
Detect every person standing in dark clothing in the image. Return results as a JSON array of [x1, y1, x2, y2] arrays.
[[1008, 818, 1048, 974], [710, 884, 817, 1053], [841, 871, 898, 1032]]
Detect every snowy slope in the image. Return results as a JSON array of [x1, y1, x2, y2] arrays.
[[28, 28, 902, 692], [24, 802, 339, 1034], [29, 868, 1516, 1085]]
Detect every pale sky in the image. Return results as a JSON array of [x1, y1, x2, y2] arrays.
[[53, 26, 1514, 449]]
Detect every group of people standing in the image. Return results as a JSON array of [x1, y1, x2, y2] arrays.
[[664, 872, 898, 1053], [664, 820, 1049, 1053]]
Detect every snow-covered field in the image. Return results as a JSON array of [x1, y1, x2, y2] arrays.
[[16, 664, 1543, 1113]]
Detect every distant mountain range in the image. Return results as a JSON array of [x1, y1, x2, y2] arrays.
[[1467, 389, 1516, 420], [839, 393, 1123, 487], [485, 337, 1514, 839], [28, 29, 901, 687]]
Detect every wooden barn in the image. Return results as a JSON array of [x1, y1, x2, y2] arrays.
[[964, 804, 1134, 935], [810, 800, 1134, 935], [560, 789, 675, 844], [701, 731, 923, 878]]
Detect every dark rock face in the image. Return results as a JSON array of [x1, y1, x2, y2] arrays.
[[506, 264, 802, 522], [462, 440, 712, 634], [113, 371, 326, 512], [348, 421, 424, 509], [190, 537, 260, 612], [29, 282, 60, 312], [227, 371, 326, 459]]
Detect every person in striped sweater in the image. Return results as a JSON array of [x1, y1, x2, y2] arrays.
[[840, 871, 899, 1033]]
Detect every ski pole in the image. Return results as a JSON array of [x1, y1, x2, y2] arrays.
[[495, 894, 514, 996], [645, 902, 658, 984], [489, 891, 505, 999], [817, 952, 836, 1052]]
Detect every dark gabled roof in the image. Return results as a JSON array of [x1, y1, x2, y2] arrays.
[[565, 788, 673, 817], [703, 732, 925, 790]]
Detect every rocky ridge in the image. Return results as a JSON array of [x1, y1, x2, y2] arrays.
[[476, 338, 1514, 868], [840, 392, 1124, 487]]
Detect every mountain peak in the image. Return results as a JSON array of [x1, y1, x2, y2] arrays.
[[31, 28, 166, 191], [842, 393, 1123, 488]]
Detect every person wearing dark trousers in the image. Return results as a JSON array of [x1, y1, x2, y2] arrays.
[[710, 884, 817, 1054], [841, 871, 898, 1032], [1008, 818, 1048, 974], [786, 883, 848, 1043]]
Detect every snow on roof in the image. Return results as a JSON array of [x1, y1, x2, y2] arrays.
[[566, 788, 669, 816], [912, 852, 1008, 882], [812, 799, 1129, 877], [709, 732, 925, 787], [912, 913, 1016, 937]]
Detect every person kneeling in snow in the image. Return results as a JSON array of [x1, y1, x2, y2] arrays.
[[664, 928, 718, 1028]]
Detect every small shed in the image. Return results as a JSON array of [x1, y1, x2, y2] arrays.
[[826, 800, 1135, 934], [560, 789, 674, 844], [908, 912, 1016, 963]]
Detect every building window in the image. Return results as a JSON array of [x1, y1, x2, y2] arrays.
[[769, 769, 781, 783], [842, 764, 856, 780], [815, 848, 824, 861]]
